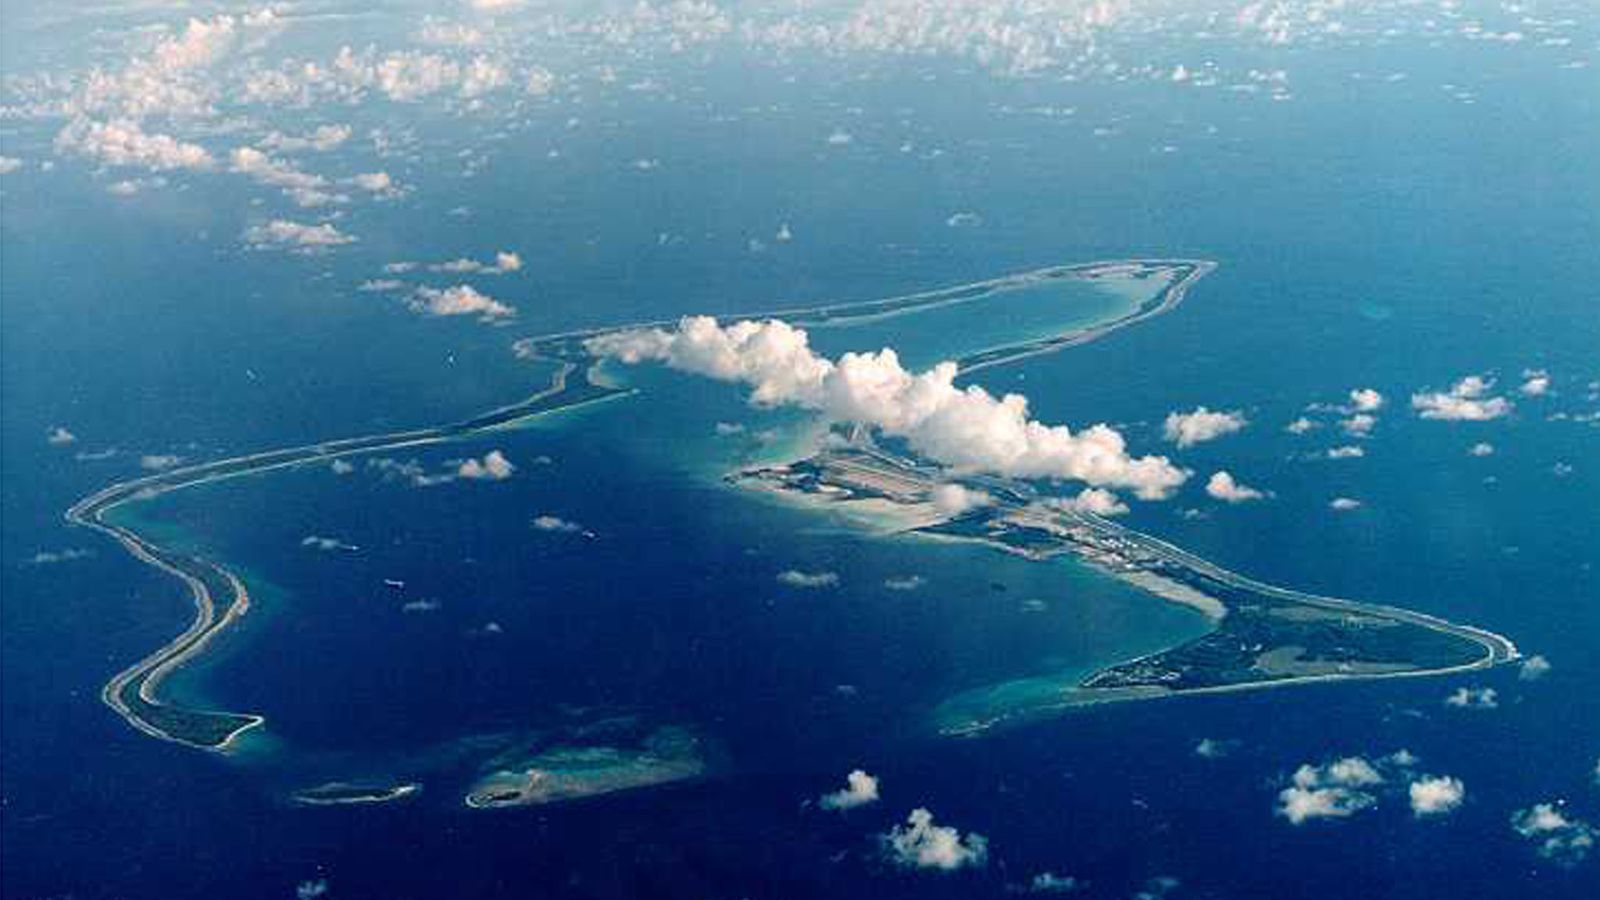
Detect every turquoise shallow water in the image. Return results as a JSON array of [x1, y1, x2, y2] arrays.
[[803, 275, 1146, 369], [114, 267, 1210, 776]]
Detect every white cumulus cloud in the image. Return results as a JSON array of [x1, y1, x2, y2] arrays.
[[777, 569, 839, 589], [819, 769, 880, 810], [1277, 757, 1384, 825], [882, 808, 988, 871], [1444, 686, 1498, 710], [532, 514, 586, 534], [427, 251, 522, 274], [1409, 776, 1466, 816], [140, 453, 182, 470], [243, 219, 355, 250], [1348, 388, 1385, 412], [1511, 803, 1596, 865], [457, 449, 515, 480], [1285, 416, 1318, 435], [55, 118, 214, 171], [931, 483, 990, 515], [410, 284, 514, 320], [1163, 406, 1247, 448], [589, 317, 1189, 500], [1412, 375, 1513, 421], [1052, 486, 1130, 516], [1519, 655, 1552, 681], [1206, 470, 1265, 503], [1340, 413, 1377, 437]]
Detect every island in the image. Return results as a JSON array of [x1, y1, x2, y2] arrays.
[[464, 726, 706, 808], [65, 360, 632, 750], [734, 442, 1519, 735], [66, 257, 1517, 756]]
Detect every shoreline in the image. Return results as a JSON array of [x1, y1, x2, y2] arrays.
[[68, 256, 1514, 753], [926, 521, 1517, 737], [71, 259, 1194, 750]]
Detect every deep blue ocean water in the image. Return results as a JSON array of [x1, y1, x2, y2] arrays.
[[3, 38, 1598, 900]]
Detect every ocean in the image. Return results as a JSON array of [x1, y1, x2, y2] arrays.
[[3, 38, 1597, 900]]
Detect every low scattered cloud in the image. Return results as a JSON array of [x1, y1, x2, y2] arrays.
[[1277, 757, 1384, 824], [297, 880, 330, 900], [883, 575, 926, 591], [1339, 413, 1377, 438], [330, 459, 355, 475], [777, 569, 839, 589], [931, 483, 989, 516], [1195, 738, 1236, 759], [589, 317, 1189, 500], [106, 177, 166, 196], [402, 598, 441, 613], [0, 156, 23, 175], [1511, 803, 1596, 865], [1163, 406, 1247, 448], [1206, 470, 1265, 503], [1409, 776, 1466, 817], [1348, 388, 1385, 412], [1024, 872, 1081, 893], [26, 548, 94, 566], [1326, 445, 1365, 460], [1133, 876, 1182, 900], [367, 457, 455, 488], [1468, 442, 1496, 457], [140, 454, 182, 470], [301, 535, 357, 552], [47, 426, 77, 446], [1519, 655, 1552, 681], [423, 250, 522, 275], [243, 219, 355, 251], [410, 285, 514, 321], [260, 124, 350, 153], [348, 171, 402, 197], [1285, 416, 1318, 435], [946, 211, 983, 228], [417, 17, 487, 47], [1412, 375, 1513, 421], [55, 117, 214, 171], [532, 514, 590, 536], [1519, 369, 1551, 397], [818, 769, 880, 810], [1051, 487, 1130, 516], [1329, 497, 1362, 511], [882, 808, 988, 871], [1444, 686, 1499, 710], [229, 146, 340, 207], [457, 449, 515, 480]]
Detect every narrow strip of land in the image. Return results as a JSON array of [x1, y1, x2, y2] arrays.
[[74, 260, 1190, 750], [68, 362, 632, 749], [70, 258, 1514, 751], [736, 441, 1519, 737]]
